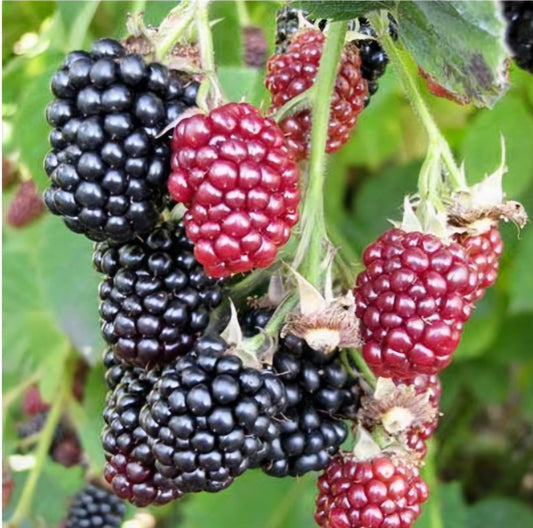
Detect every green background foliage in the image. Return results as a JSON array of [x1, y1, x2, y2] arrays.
[[3, 1, 533, 527]]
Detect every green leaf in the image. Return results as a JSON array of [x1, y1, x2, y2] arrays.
[[466, 497, 533, 528], [181, 470, 316, 528], [218, 66, 267, 106], [396, 1, 509, 108], [57, 1, 100, 50], [461, 95, 533, 197], [294, 1, 394, 20], [416, 481, 467, 528]]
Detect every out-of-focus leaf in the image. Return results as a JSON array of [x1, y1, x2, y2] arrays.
[[453, 289, 504, 361], [294, 1, 394, 20], [416, 481, 467, 528], [70, 362, 107, 473], [507, 226, 533, 314], [181, 470, 315, 528], [396, 1, 509, 108], [461, 95, 533, 197], [466, 497, 533, 528], [210, 1, 243, 66], [12, 63, 59, 190], [57, 1, 100, 50]]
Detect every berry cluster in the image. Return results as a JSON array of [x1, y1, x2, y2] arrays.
[[37, 8, 526, 528]]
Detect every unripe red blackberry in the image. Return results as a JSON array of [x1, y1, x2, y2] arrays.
[[456, 227, 503, 303], [242, 26, 268, 67], [265, 29, 368, 161], [354, 228, 479, 380], [44, 38, 199, 243], [168, 102, 300, 277], [93, 221, 222, 367], [66, 483, 126, 528], [139, 337, 287, 493], [102, 365, 181, 506], [315, 453, 429, 528], [262, 335, 360, 477], [22, 385, 50, 416], [6, 181, 45, 228]]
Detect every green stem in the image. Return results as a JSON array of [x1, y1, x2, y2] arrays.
[[348, 348, 377, 391], [269, 85, 316, 123], [195, 0, 225, 111], [154, 0, 195, 60], [235, 0, 250, 27], [372, 13, 466, 193], [7, 361, 73, 528], [422, 438, 444, 528], [293, 21, 348, 288]]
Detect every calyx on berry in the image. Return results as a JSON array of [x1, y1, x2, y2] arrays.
[[281, 270, 360, 355]]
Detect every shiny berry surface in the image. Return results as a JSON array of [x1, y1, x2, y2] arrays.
[[265, 29, 368, 161], [168, 102, 300, 277], [503, 1, 533, 74], [93, 221, 222, 367], [354, 229, 479, 380], [262, 335, 360, 477], [44, 38, 198, 243], [66, 484, 126, 528], [102, 366, 181, 507], [139, 338, 287, 493], [315, 454, 428, 528], [457, 227, 503, 303]]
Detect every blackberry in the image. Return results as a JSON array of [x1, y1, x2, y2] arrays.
[[139, 336, 287, 493], [503, 1, 533, 74], [6, 181, 45, 228], [242, 26, 268, 67], [66, 483, 126, 528], [93, 221, 222, 367], [274, 8, 393, 104], [102, 365, 181, 506], [44, 38, 199, 243], [262, 335, 361, 477], [315, 453, 429, 528]]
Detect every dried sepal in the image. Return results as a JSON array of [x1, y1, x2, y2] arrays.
[[281, 290, 360, 355], [359, 378, 438, 437]]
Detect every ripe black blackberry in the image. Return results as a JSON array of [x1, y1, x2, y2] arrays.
[[93, 221, 222, 367], [66, 483, 126, 528], [239, 306, 274, 338], [44, 38, 199, 243], [274, 8, 393, 104], [261, 335, 361, 478], [503, 1, 533, 74], [139, 336, 287, 493], [102, 364, 181, 506]]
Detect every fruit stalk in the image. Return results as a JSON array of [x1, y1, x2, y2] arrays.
[[294, 20, 348, 288], [370, 12, 467, 194], [6, 358, 73, 528]]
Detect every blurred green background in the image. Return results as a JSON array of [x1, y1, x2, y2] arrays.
[[3, 1, 533, 527]]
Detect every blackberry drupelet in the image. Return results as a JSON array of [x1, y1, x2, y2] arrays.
[[239, 306, 274, 338], [503, 1, 533, 74], [93, 221, 222, 367], [262, 335, 361, 478], [44, 38, 199, 243], [102, 365, 181, 506], [139, 336, 287, 493], [66, 483, 126, 528], [274, 5, 310, 53], [103, 348, 129, 390]]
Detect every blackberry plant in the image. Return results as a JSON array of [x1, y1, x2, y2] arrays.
[[3, 2, 530, 528]]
